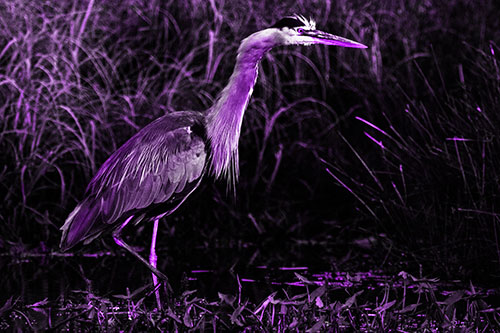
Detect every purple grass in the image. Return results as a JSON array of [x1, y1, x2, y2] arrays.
[[1, 1, 500, 330]]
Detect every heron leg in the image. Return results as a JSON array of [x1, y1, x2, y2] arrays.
[[112, 216, 168, 282], [149, 218, 161, 310]]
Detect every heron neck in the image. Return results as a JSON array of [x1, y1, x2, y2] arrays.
[[206, 52, 262, 188]]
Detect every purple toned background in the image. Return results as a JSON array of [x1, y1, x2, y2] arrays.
[[0, 0, 499, 330]]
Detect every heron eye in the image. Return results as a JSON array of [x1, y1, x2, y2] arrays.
[[297, 28, 304, 34]]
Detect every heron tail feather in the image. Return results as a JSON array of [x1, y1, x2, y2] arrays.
[[60, 198, 100, 251]]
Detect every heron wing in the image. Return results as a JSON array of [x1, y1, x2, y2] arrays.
[[90, 113, 207, 220], [60, 112, 207, 250]]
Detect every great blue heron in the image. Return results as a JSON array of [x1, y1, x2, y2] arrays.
[[60, 14, 367, 307]]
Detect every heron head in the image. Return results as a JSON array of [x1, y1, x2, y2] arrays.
[[237, 15, 366, 64], [270, 15, 367, 49]]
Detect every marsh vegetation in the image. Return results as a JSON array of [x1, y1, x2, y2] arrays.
[[1, 0, 499, 330]]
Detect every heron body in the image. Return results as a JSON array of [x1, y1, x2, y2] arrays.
[[60, 15, 366, 306], [60, 111, 206, 250]]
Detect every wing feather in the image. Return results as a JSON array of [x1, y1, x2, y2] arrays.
[[162, 180, 176, 203], [176, 164, 187, 193]]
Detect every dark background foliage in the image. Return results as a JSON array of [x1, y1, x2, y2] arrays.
[[1, 0, 500, 286]]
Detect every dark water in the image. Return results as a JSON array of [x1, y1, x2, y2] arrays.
[[1, 240, 496, 304], [0, 239, 377, 306], [0, 245, 328, 305]]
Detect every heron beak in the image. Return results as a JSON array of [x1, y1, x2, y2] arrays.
[[306, 30, 368, 48]]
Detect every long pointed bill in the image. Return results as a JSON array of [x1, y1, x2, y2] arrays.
[[306, 30, 368, 48]]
